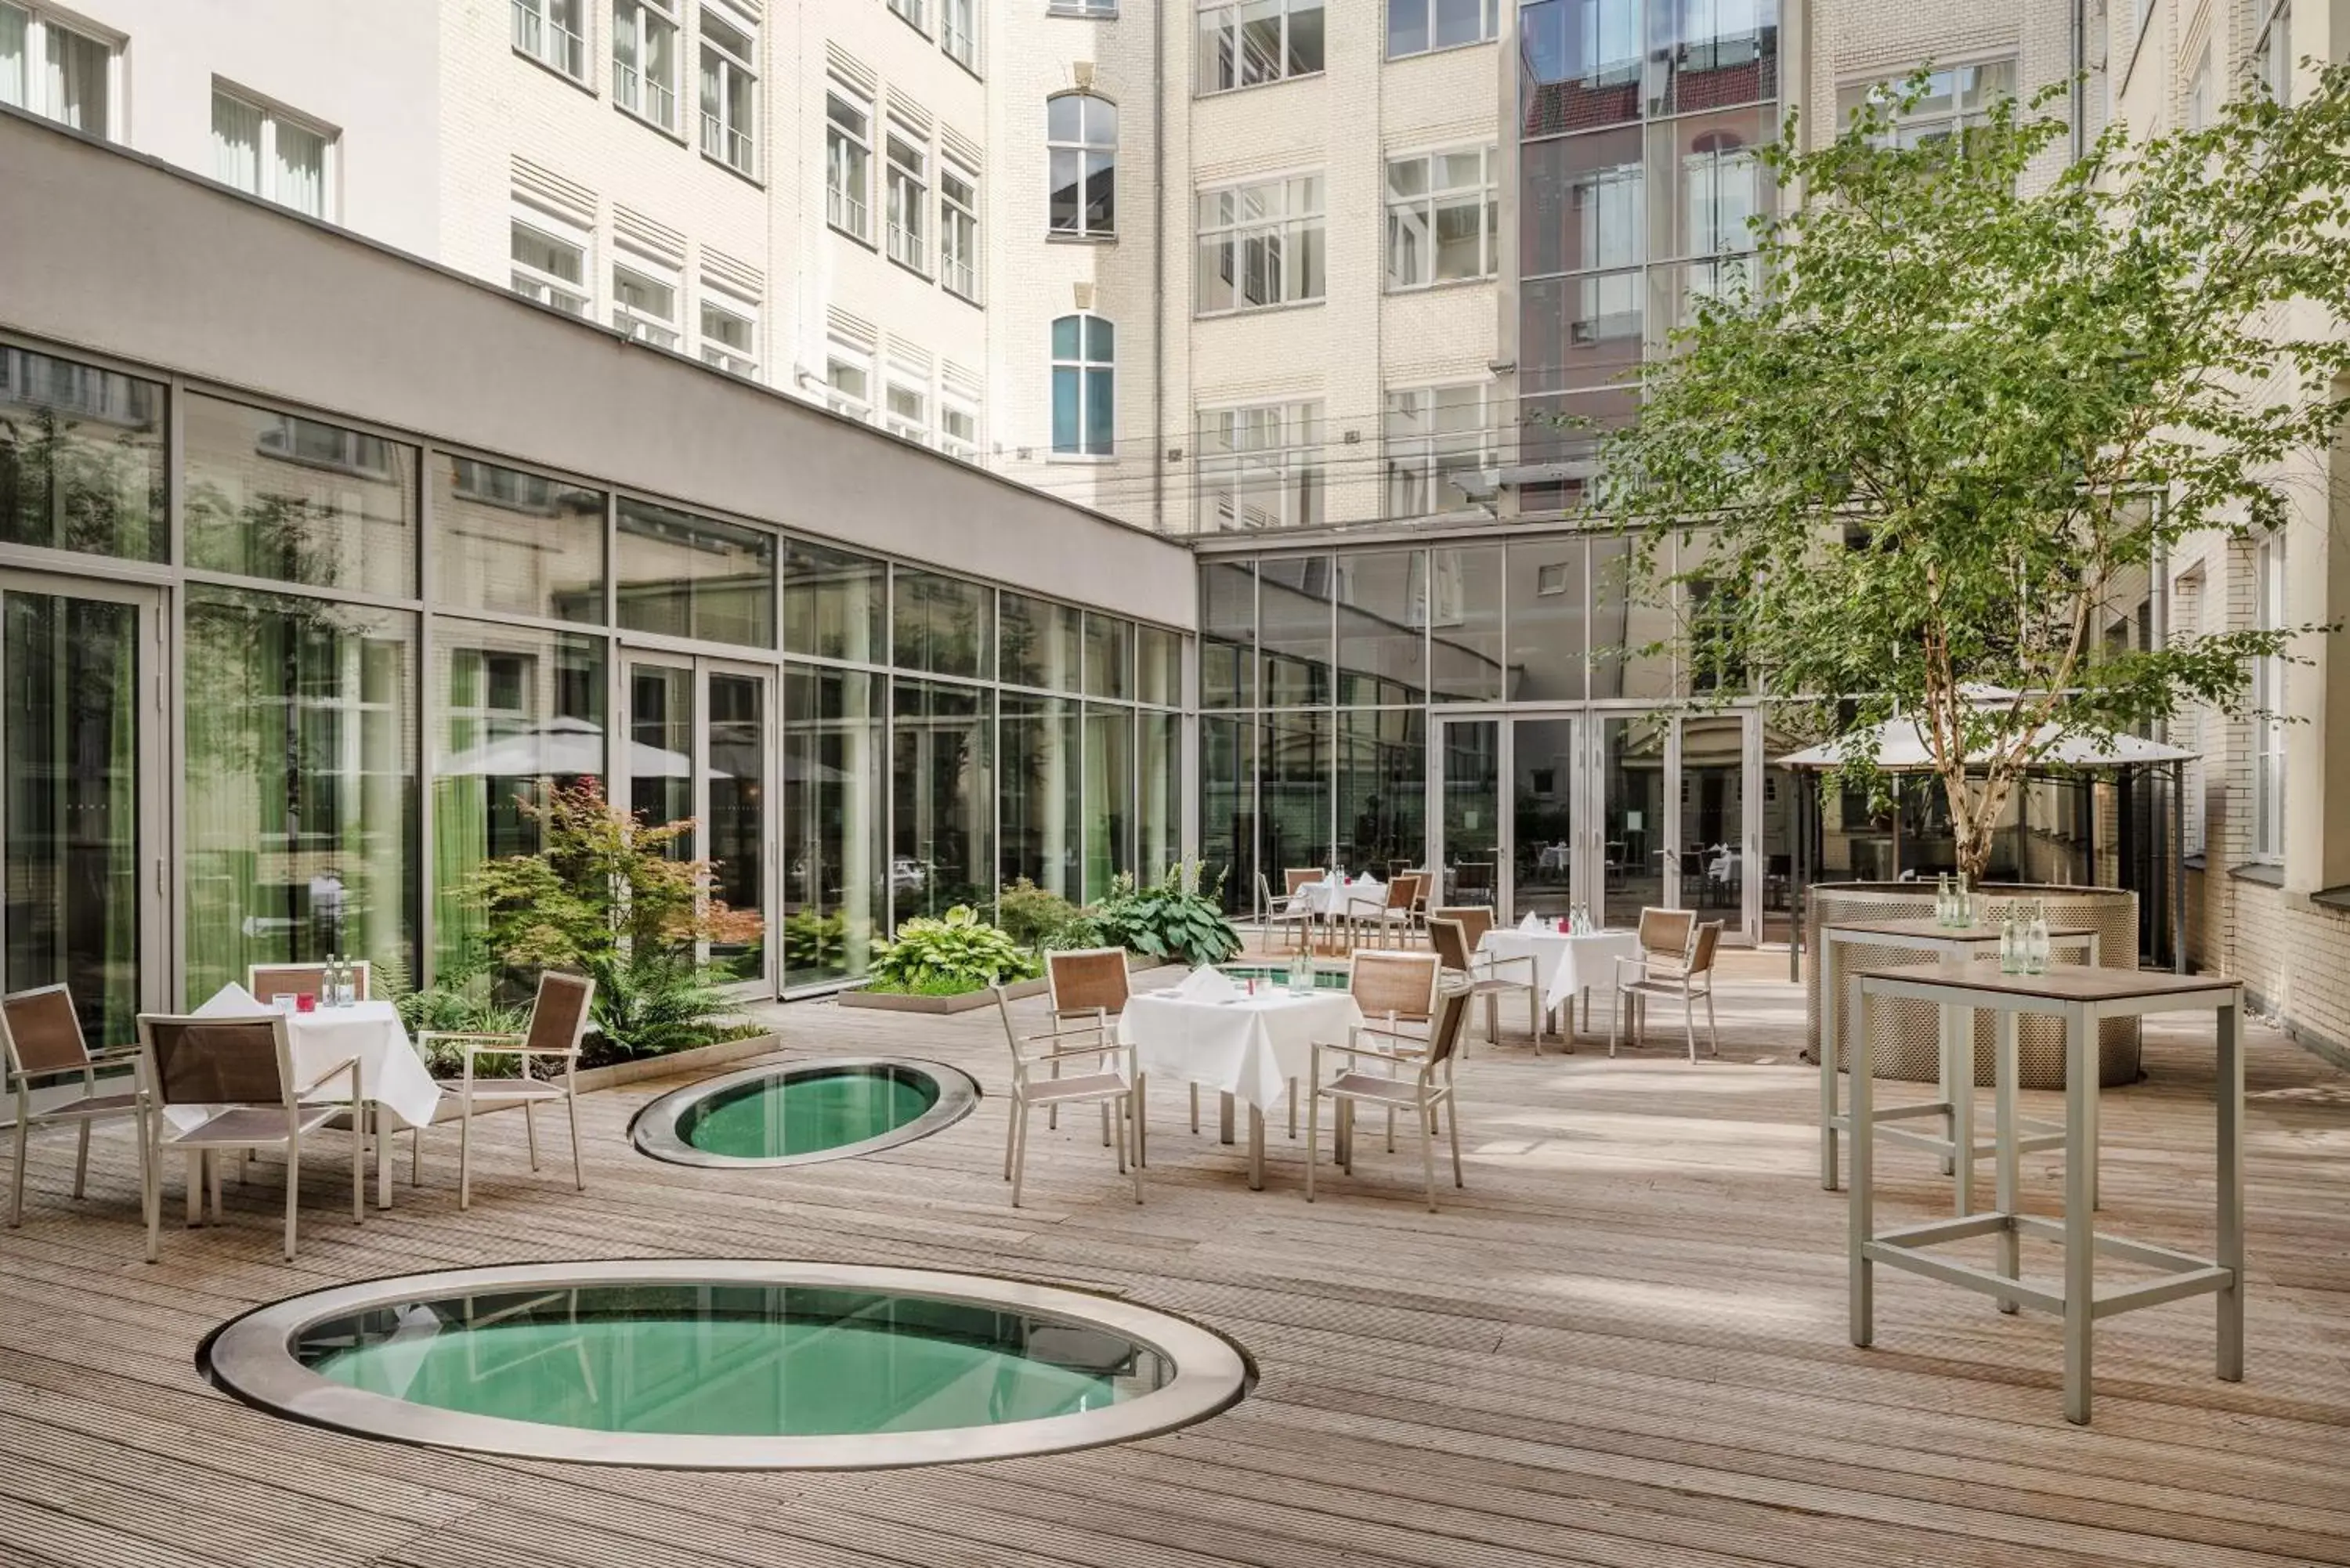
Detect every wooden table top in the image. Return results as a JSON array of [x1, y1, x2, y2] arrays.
[[1850, 959, 2240, 1003]]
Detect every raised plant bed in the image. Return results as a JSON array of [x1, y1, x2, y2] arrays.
[[573, 1031, 784, 1093], [836, 954, 1181, 1015]]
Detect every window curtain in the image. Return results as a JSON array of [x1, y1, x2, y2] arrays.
[[275, 120, 327, 217], [0, 6, 29, 109], [43, 26, 104, 132], [212, 92, 262, 195]]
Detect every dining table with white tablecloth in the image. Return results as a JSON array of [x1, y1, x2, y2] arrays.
[[1477, 925, 1645, 1038], [1287, 875, 1388, 923], [184, 985, 441, 1209], [1119, 980, 1364, 1189]]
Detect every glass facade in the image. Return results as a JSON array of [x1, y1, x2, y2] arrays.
[[0, 337, 1187, 1013]]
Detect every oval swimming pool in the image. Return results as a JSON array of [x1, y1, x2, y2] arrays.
[[201, 1261, 1249, 1468], [631, 1057, 981, 1168]]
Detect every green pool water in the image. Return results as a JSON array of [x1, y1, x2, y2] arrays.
[[1219, 963, 1351, 992], [678, 1066, 938, 1159], [296, 1285, 1171, 1436]]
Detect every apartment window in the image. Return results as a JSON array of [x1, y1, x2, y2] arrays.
[[2253, 534, 2287, 862], [2254, 0, 2292, 104], [886, 130, 928, 274], [1837, 60, 2015, 148], [0, 4, 117, 136], [1386, 0, 1497, 58], [888, 0, 927, 35], [1050, 313, 1114, 457], [512, 0, 588, 81], [1196, 0, 1324, 95], [700, 291, 757, 376], [699, 2, 757, 176], [211, 89, 335, 220], [1050, 0, 1118, 13], [942, 0, 978, 69], [826, 349, 872, 419], [884, 378, 928, 443], [826, 90, 872, 240], [941, 164, 981, 301], [2186, 45, 2213, 132], [1047, 93, 1117, 237], [1197, 401, 1323, 531], [939, 403, 980, 463], [612, 259, 681, 349], [1683, 129, 1760, 257], [613, 0, 678, 128], [510, 212, 591, 315], [1385, 146, 1496, 289], [1383, 385, 1492, 517], [1196, 175, 1326, 315]]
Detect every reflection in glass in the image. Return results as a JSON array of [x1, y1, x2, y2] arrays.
[[1000, 694, 1080, 901], [1000, 593, 1081, 692], [433, 457, 606, 623], [1336, 551, 1426, 706], [1261, 711, 1333, 880], [1340, 709, 1425, 880], [783, 537, 885, 663], [2, 592, 140, 1046], [1085, 706, 1135, 895], [183, 587, 417, 1001], [1520, 127, 1643, 280], [615, 499, 775, 648], [892, 678, 992, 916], [628, 662, 696, 855], [432, 621, 604, 972], [1439, 719, 1500, 909], [707, 670, 767, 981], [1257, 556, 1332, 708], [1589, 533, 1676, 698], [1200, 561, 1255, 709], [1510, 717, 1578, 921], [1659, 107, 1771, 262], [678, 1066, 938, 1158], [1428, 546, 1504, 703], [1600, 714, 1667, 928], [783, 666, 884, 988], [1083, 613, 1131, 700], [183, 393, 418, 596], [1647, 0, 1777, 117], [1519, 0, 1643, 139], [1201, 716, 1256, 916], [1140, 710, 1181, 886], [1505, 537, 1586, 701], [0, 345, 166, 562], [1137, 626, 1183, 707], [1678, 714, 1745, 918], [892, 569, 993, 681]]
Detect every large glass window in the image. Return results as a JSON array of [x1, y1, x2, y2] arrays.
[[614, 497, 774, 647], [1050, 314, 1115, 457], [1201, 714, 1256, 913], [1138, 625, 1182, 706], [430, 622, 604, 970], [1340, 708, 1426, 879], [941, 164, 981, 300], [783, 537, 884, 663], [1518, 0, 1643, 139], [1835, 58, 2012, 146], [1388, 0, 1499, 58], [1047, 94, 1117, 237], [613, 0, 679, 127], [433, 455, 605, 623], [1000, 592, 1082, 691], [826, 89, 873, 240], [1139, 709, 1180, 878], [1427, 544, 1503, 702], [183, 392, 418, 597], [1386, 146, 1499, 289], [1336, 550, 1426, 706], [183, 587, 417, 1002], [1084, 612, 1132, 700], [0, 345, 164, 561], [1258, 555, 1332, 708], [1262, 710, 1334, 874], [783, 664, 884, 988], [1589, 531, 1677, 698], [1085, 705, 1136, 894], [1384, 385, 1493, 518], [699, 2, 758, 175], [1652, 0, 1777, 117], [1197, 0, 1324, 95], [1000, 693, 1081, 900], [1503, 536, 1586, 701], [1202, 560, 1255, 709], [891, 678, 992, 916], [891, 569, 992, 679], [1196, 401, 1322, 532], [886, 128, 928, 273], [1196, 175, 1326, 314], [1, 5, 116, 135], [211, 89, 334, 220]]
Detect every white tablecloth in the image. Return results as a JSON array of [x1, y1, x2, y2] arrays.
[[1288, 876, 1387, 920], [1480, 928, 1645, 1015], [1119, 990, 1365, 1113], [178, 997, 441, 1131]]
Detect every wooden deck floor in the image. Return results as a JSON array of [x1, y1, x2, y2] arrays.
[[5, 948, 2348, 1568]]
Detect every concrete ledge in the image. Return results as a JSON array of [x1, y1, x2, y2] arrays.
[[837, 978, 1046, 1015], [574, 1031, 784, 1093]]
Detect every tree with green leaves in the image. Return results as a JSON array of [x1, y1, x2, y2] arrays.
[[1595, 66, 2350, 880]]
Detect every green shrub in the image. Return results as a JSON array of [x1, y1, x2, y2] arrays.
[[1091, 862, 1242, 968], [781, 909, 848, 974], [868, 905, 1040, 995], [996, 878, 1083, 948]]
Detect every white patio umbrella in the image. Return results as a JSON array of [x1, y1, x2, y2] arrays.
[[1774, 722, 2199, 771], [436, 715, 725, 779]]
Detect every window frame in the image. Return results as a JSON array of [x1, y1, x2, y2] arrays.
[[1836, 58, 2016, 149], [1047, 0, 1119, 15], [887, 0, 929, 36], [211, 85, 340, 221], [938, 399, 981, 463], [1382, 382, 1495, 518], [1195, 172, 1328, 316], [1384, 0, 1499, 60], [512, 0, 590, 83], [697, 0, 758, 179], [1196, 399, 1325, 531], [883, 373, 930, 444], [824, 343, 873, 421], [885, 125, 930, 276], [2253, 0, 2292, 104], [940, 161, 982, 302], [610, 255, 682, 350], [1047, 92, 1118, 240], [698, 287, 757, 378], [1195, 0, 1325, 97], [611, 0, 680, 130], [1050, 313, 1116, 460], [2252, 533, 2288, 864], [941, 0, 979, 70], [1, 4, 122, 138], [1383, 143, 1498, 291], [509, 206, 594, 316], [825, 87, 874, 243]]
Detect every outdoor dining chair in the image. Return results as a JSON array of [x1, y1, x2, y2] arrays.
[[992, 985, 1141, 1209], [1307, 978, 1473, 1212], [414, 970, 595, 1209], [1358, 873, 1426, 951], [1046, 945, 1178, 1146], [1256, 871, 1317, 956], [1432, 905, 1497, 952], [1611, 916, 1723, 1063], [136, 1012, 363, 1262], [1427, 916, 1542, 1050], [2, 985, 150, 1228], [1344, 948, 1443, 1148], [248, 961, 371, 1003]]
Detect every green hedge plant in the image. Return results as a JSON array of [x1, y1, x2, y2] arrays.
[[868, 905, 1041, 995], [1091, 862, 1242, 969]]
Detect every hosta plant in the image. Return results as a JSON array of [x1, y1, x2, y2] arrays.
[[1091, 862, 1242, 969], [867, 905, 1041, 995]]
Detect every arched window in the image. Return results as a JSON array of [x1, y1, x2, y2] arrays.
[[1051, 314, 1114, 456], [1047, 94, 1117, 237]]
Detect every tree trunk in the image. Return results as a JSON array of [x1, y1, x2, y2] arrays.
[[1943, 770, 2006, 885]]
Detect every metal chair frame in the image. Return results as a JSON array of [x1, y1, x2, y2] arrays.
[[2, 985, 150, 1228], [992, 986, 1141, 1208]]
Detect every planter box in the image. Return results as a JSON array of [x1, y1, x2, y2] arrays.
[[835, 952, 1186, 1016], [573, 1031, 783, 1093]]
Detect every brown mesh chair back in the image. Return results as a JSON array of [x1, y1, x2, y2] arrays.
[[1636, 908, 1696, 962], [140, 1017, 288, 1107], [1350, 950, 1441, 1022], [249, 962, 371, 1003], [1284, 867, 1322, 897], [1047, 948, 1131, 1017], [1384, 873, 1422, 913], [1433, 906, 1495, 949], [1426, 917, 1473, 973], [1, 986, 90, 1077], [523, 972, 596, 1056], [1426, 982, 1476, 1067], [1689, 920, 1723, 977]]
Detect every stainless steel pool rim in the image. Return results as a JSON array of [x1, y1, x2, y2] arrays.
[[201, 1259, 1251, 1470], [629, 1056, 982, 1168]]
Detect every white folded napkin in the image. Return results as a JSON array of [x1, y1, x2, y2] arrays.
[[1520, 912, 1542, 932], [193, 981, 269, 1017], [1174, 964, 1239, 1003]]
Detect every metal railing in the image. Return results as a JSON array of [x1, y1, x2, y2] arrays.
[[701, 114, 754, 175], [613, 60, 674, 127], [827, 186, 870, 239], [886, 221, 927, 273], [942, 255, 978, 300], [512, 2, 587, 80]]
